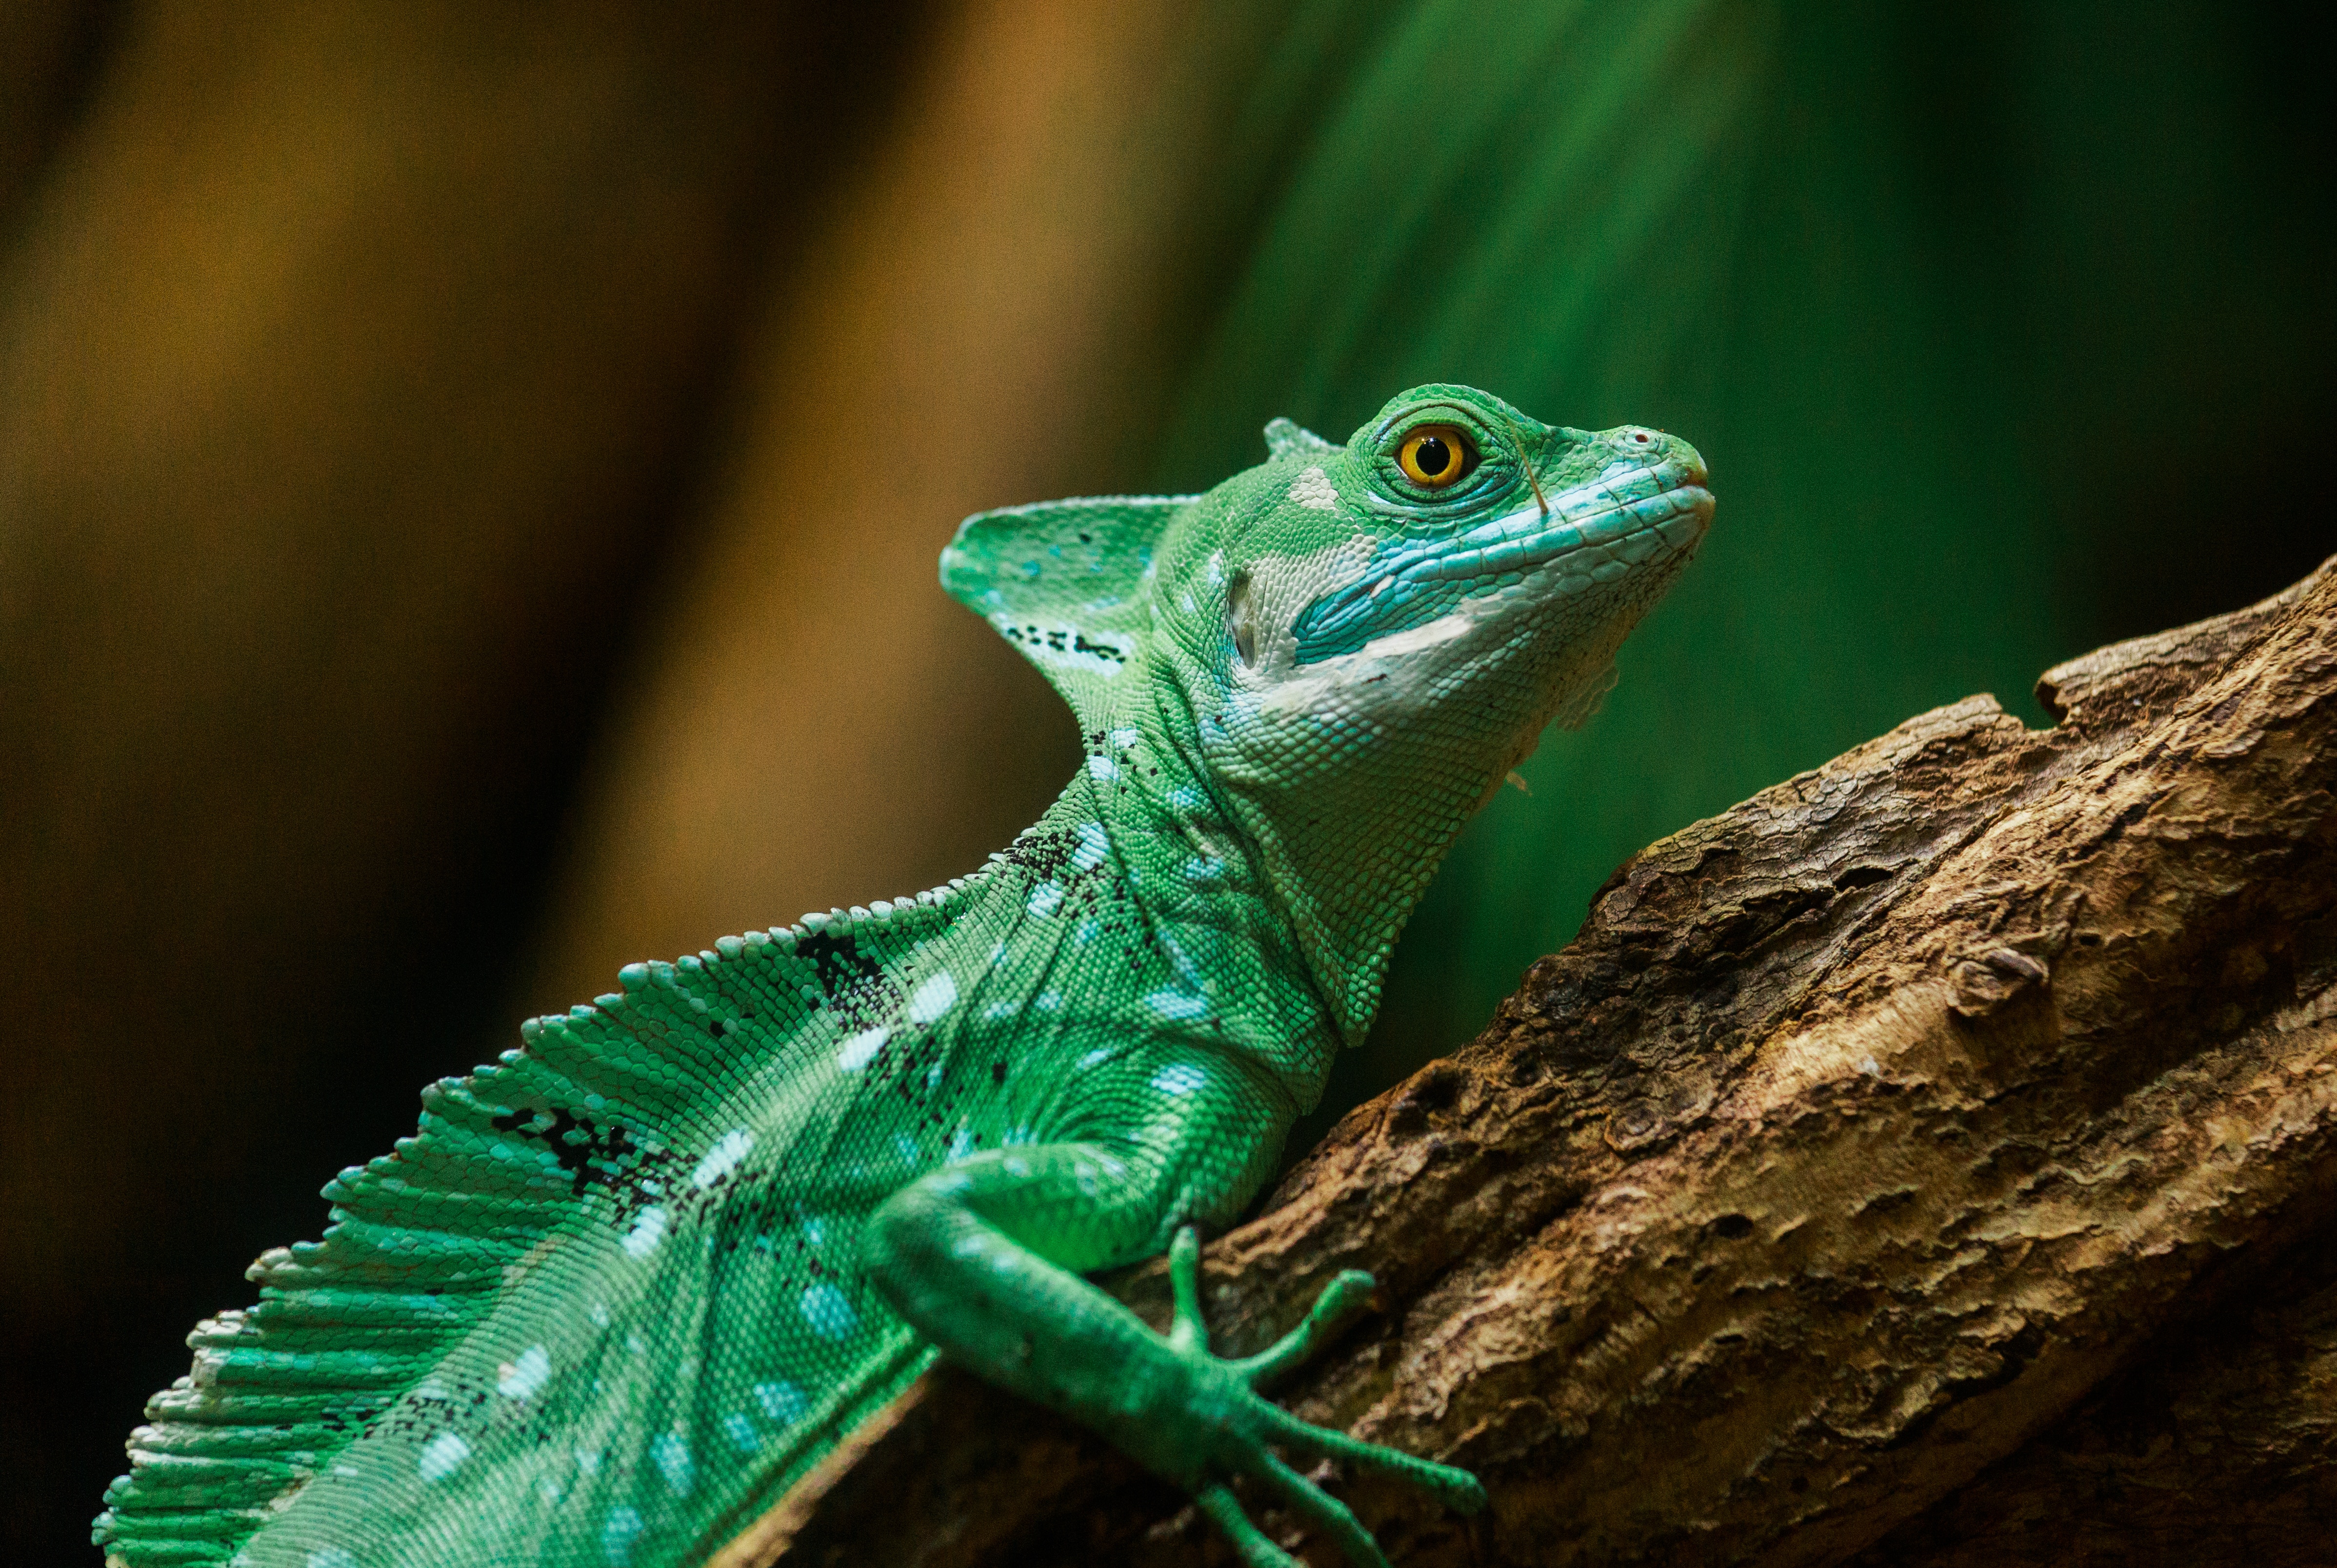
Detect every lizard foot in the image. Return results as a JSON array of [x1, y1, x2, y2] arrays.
[[1157, 1226, 1485, 1568]]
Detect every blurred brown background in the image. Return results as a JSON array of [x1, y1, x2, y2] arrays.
[[4, 2, 2331, 1559]]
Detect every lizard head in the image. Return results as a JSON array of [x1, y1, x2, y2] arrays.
[[1159, 383, 1710, 1037], [1163, 382, 1710, 767], [942, 382, 1711, 1041]]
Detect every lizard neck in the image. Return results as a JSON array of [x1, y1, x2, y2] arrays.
[[1140, 662, 1480, 1053], [950, 705, 1343, 1113]]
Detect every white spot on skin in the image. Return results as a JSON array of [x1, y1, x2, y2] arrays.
[[691, 1128, 755, 1188], [1077, 1046, 1111, 1069], [1109, 727, 1140, 750], [603, 1504, 644, 1566], [1026, 882, 1063, 918], [577, 1447, 602, 1475], [1253, 599, 1482, 721], [1291, 465, 1340, 511], [1088, 753, 1119, 782], [1358, 611, 1474, 661], [1160, 933, 1202, 987], [800, 1282, 859, 1339], [308, 1550, 359, 1568], [1151, 1062, 1210, 1096], [722, 1413, 761, 1452], [755, 1381, 806, 1426], [948, 1124, 978, 1159], [653, 1433, 694, 1496], [836, 1026, 890, 1072], [907, 971, 959, 1024], [623, 1206, 668, 1259], [1146, 991, 1211, 1022], [497, 1343, 551, 1400], [1071, 820, 1111, 872], [418, 1431, 470, 1482]]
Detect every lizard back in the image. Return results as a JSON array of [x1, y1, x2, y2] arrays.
[[99, 806, 1325, 1566]]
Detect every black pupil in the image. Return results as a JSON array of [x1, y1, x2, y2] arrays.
[[1414, 435, 1453, 478]]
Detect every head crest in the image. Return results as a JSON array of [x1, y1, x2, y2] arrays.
[[940, 494, 1194, 727]]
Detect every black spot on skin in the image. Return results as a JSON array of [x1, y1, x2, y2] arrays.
[[1072, 632, 1125, 662], [796, 928, 901, 1028], [992, 1061, 1008, 1086], [1001, 827, 1079, 878], [999, 625, 1123, 662], [490, 1106, 683, 1232], [798, 931, 881, 994]]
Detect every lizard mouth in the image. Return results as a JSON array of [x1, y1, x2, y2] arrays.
[[1291, 455, 1714, 664]]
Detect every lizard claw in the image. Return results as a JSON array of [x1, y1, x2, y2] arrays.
[[1162, 1227, 1486, 1568]]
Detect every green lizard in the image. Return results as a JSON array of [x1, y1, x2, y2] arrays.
[[96, 384, 1711, 1568]]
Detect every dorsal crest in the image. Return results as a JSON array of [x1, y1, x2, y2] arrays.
[[940, 493, 1192, 727]]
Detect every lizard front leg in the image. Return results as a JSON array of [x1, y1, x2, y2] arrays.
[[859, 1127, 1484, 1566]]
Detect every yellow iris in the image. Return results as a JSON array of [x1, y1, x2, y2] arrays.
[[1397, 425, 1471, 487]]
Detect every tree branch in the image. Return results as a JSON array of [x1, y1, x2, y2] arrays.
[[728, 558, 2337, 1567]]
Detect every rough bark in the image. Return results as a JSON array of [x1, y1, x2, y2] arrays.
[[736, 558, 2337, 1567]]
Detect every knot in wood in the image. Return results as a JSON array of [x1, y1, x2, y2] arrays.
[[1948, 946, 2052, 1018]]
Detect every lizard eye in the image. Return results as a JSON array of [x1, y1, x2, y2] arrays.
[[1396, 425, 1476, 488]]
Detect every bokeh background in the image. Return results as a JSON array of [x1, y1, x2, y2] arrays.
[[4, 1, 2330, 1557]]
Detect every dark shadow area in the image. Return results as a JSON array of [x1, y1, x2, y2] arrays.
[[0, 3, 938, 1561]]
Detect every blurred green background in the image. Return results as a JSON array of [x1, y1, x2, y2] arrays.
[[3, 2, 2329, 1559]]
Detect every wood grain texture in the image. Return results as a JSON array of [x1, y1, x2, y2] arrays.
[[741, 556, 2337, 1566]]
